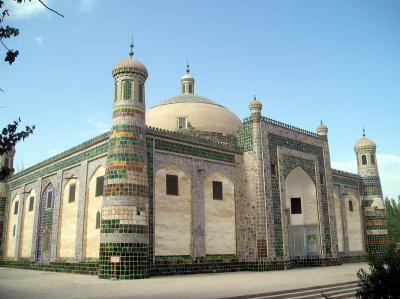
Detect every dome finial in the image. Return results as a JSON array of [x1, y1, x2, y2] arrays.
[[253, 94, 256, 100], [363, 124, 366, 137], [129, 36, 134, 58], [186, 60, 190, 74]]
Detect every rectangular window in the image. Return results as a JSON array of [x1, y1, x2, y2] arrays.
[[271, 164, 276, 176], [349, 200, 354, 212], [139, 83, 144, 103], [291, 197, 302, 214], [47, 191, 53, 209], [212, 181, 223, 200], [14, 201, 19, 215], [371, 154, 375, 165], [123, 80, 132, 100], [114, 83, 118, 102], [28, 196, 34, 212], [166, 174, 178, 196], [95, 176, 104, 197], [361, 155, 367, 165], [177, 117, 187, 129], [68, 184, 76, 203]]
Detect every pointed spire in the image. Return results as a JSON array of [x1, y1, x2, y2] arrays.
[[320, 120, 323, 125], [363, 124, 366, 137], [186, 60, 190, 74], [129, 37, 134, 58], [253, 94, 256, 101]]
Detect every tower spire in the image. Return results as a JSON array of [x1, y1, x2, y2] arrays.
[[186, 60, 190, 74], [363, 125, 365, 137], [129, 37, 134, 58]]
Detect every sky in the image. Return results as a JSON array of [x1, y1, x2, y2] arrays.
[[0, 0, 399, 199]]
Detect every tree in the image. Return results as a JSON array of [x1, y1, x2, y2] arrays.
[[0, 118, 34, 181], [0, 0, 63, 65], [356, 245, 400, 298], [385, 196, 400, 245]]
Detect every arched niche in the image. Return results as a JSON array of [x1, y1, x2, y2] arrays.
[[333, 191, 344, 253], [37, 182, 55, 262], [285, 166, 318, 226], [84, 165, 105, 259], [204, 171, 236, 255], [58, 177, 79, 258], [6, 194, 20, 258], [345, 193, 363, 252], [20, 189, 36, 258], [154, 164, 192, 256]]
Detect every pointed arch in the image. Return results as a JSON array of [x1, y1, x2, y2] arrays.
[[58, 177, 79, 258], [204, 171, 236, 254], [20, 188, 37, 258], [285, 166, 318, 226], [344, 193, 363, 252], [6, 194, 20, 258], [333, 191, 344, 253], [84, 165, 105, 258], [154, 163, 192, 256]]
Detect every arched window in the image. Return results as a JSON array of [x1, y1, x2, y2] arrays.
[[114, 83, 117, 102], [361, 155, 367, 165], [96, 211, 101, 229], [123, 80, 132, 100], [182, 85, 185, 94], [348, 200, 353, 212], [371, 154, 375, 165], [188, 84, 192, 93], [13, 224, 16, 237], [14, 200, 19, 215]]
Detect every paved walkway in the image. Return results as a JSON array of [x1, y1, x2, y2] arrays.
[[0, 263, 367, 299]]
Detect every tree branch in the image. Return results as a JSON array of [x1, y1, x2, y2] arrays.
[[0, 37, 9, 50], [38, 0, 64, 18]]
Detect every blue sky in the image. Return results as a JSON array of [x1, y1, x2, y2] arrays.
[[1, 0, 399, 198]]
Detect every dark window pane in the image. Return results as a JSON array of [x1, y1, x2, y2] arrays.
[[114, 83, 117, 102], [320, 173, 324, 185], [188, 84, 193, 93], [29, 196, 34, 212], [212, 181, 223, 200], [361, 155, 367, 165], [349, 200, 353, 212], [166, 174, 178, 196], [291, 198, 302, 214], [13, 224, 15, 237], [96, 211, 101, 229], [96, 176, 104, 197], [47, 191, 53, 209], [14, 201, 18, 215], [69, 184, 76, 203], [123, 80, 132, 100]]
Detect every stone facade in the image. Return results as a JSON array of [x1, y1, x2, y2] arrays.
[[0, 55, 389, 279]]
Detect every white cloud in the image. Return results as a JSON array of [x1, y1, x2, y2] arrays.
[[79, 0, 96, 12], [332, 154, 400, 199], [7, 0, 52, 20], [33, 36, 43, 44], [76, 113, 110, 137]]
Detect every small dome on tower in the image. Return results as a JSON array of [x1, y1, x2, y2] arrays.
[[249, 95, 262, 111], [355, 136, 376, 150], [316, 121, 328, 136], [112, 58, 148, 78]]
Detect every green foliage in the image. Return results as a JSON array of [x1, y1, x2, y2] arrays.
[[356, 245, 400, 299], [0, 118, 35, 181], [385, 196, 400, 245]]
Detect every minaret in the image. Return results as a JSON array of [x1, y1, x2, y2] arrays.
[[316, 121, 328, 137], [99, 41, 149, 279], [181, 61, 195, 94], [354, 127, 389, 257]]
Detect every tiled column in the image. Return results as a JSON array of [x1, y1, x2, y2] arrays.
[[30, 179, 42, 261], [50, 171, 62, 262], [14, 186, 24, 259]]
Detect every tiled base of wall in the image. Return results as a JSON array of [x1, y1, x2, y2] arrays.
[[0, 256, 361, 278], [0, 261, 98, 275], [341, 255, 367, 263]]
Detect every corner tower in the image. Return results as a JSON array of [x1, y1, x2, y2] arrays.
[[99, 44, 149, 279], [354, 129, 389, 257], [181, 62, 195, 94]]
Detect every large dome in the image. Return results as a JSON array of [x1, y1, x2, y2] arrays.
[[146, 94, 242, 136]]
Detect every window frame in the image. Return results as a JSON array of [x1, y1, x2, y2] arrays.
[[361, 154, 367, 165], [166, 174, 179, 196], [177, 117, 188, 130]]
